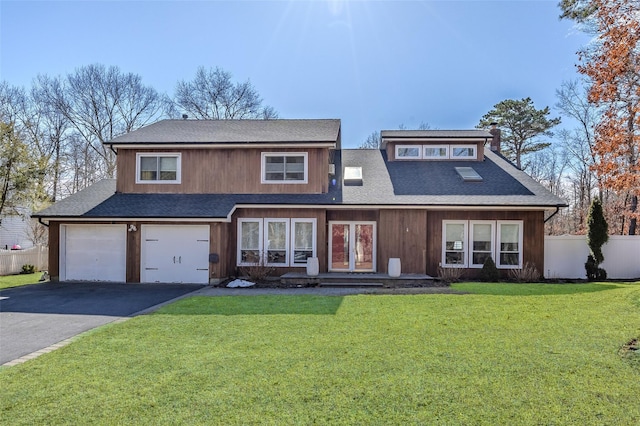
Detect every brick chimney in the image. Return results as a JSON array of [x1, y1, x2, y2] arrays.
[[489, 122, 501, 153]]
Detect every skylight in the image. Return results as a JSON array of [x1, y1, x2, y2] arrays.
[[344, 166, 363, 186], [455, 167, 483, 182]]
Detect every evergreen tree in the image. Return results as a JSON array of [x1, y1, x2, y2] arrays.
[[585, 197, 609, 280]]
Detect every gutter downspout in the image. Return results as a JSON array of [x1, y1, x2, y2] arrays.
[[38, 217, 49, 228], [544, 206, 560, 223], [109, 144, 117, 155]]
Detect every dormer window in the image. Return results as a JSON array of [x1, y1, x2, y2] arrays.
[[423, 145, 449, 159], [451, 145, 477, 159], [396, 145, 421, 159], [136, 153, 181, 184], [394, 144, 477, 160], [261, 153, 308, 184]]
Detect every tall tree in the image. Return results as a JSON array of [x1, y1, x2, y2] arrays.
[[39, 64, 164, 179], [174, 67, 278, 120], [0, 122, 42, 226], [478, 98, 561, 170], [576, 0, 640, 235]]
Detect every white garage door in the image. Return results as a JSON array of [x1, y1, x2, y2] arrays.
[[62, 224, 127, 282], [141, 225, 210, 284]]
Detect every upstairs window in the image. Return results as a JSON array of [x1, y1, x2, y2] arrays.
[[262, 153, 308, 184], [423, 145, 449, 159], [136, 153, 181, 184], [450, 145, 477, 159], [396, 145, 422, 159], [394, 144, 477, 160]]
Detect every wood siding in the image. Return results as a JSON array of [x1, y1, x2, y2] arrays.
[[378, 210, 428, 274], [48, 222, 60, 280], [426, 210, 544, 278], [116, 148, 329, 194]]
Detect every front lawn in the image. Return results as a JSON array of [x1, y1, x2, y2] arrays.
[[0, 272, 43, 289], [1, 283, 639, 424]]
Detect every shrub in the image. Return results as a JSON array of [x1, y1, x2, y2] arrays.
[[437, 266, 464, 283], [509, 262, 541, 283], [479, 256, 500, 282], [239, 253, 274, 283], [21, 264, 36, 274]]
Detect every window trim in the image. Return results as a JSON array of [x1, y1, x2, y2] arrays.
[[441, 220, 524, 269], [135, 153, 181, 184], [423, 144, 450, 159], [395, 145, 423, 160], [442, 220, 468, 268], [237, 218, 317, 267], [261, 152, 308, 184], [450, 144, 477, 160], [496, 220, 524, 269], [291, 218, 317, 266], [264, 218, 290, 267], [469, 221, 495, 268]]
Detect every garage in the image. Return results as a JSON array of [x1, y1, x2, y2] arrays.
[[141, 225, 210, 284], [61, 224, 127, 282]]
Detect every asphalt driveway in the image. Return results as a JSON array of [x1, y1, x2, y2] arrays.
[[0, 282, 202, 365]]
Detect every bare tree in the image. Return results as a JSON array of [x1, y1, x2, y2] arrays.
[[174, 66, 278, 120], [39, 64, 164, 180], [359, 131, 381, 149]]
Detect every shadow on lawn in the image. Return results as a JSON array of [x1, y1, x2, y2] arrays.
[[154, 295, 344, 316], [451, 283, 621, 296]]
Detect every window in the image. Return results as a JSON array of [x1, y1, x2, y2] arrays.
[[292, 219, 317, 265], [265, 219, 289, 265], [237, 218, 317, 267], [239, 219, 262, 264], [423, 145, 449, 159], [136, 153, 181, 184], [442, 220, 523, 269], [396, 145, 422, 159], [470, 222, 494, 267], [497, 221, 523, 268], [442, 221, 467, 267], [450, 145, 477, 159], [261, 153, 308, 183]]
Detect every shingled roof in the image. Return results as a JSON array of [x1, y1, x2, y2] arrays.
[[34, 146, 566, 221], [107, 119, 341, 145]]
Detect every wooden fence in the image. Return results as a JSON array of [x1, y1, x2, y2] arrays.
[[0, 245, 48, 276], [545, 235, 640, 279]]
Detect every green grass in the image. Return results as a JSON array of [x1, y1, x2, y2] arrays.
[[0, 272, 42, 289], [1, 283, 639, 425]]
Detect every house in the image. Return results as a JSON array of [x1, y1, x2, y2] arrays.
[[33, 119, 566, 283]]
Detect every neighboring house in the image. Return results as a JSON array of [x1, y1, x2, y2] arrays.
[[0, 207, 34, 250], [33, 119, 566, 283]]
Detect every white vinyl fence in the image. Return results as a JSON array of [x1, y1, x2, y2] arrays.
[[545, 235, 640, 279], [0, 245, 48, 276]]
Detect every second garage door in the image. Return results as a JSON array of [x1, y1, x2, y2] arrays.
[[62, 224, 126, 282], [141, 225, 210, 284]]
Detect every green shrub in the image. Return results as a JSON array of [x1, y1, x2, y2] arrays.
[[21, 264, 36, 274], [479, 256, 500, 282]]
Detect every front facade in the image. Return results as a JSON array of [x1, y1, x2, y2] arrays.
[[34, 119, 566, 283]]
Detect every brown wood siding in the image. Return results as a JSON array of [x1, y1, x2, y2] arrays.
[[210, 222, 230, 281], [48, 222, 60, 280], [426, 210, 544, 278], [126, 222, 140, 283], [116, 148, 329, 194], [230, 208, 327, 274], [378, 210, 428, 274]]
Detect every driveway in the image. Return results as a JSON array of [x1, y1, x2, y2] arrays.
[[0, 282, 202, 365]]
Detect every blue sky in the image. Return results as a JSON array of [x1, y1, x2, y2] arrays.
[[1, 0, 589, 148]]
